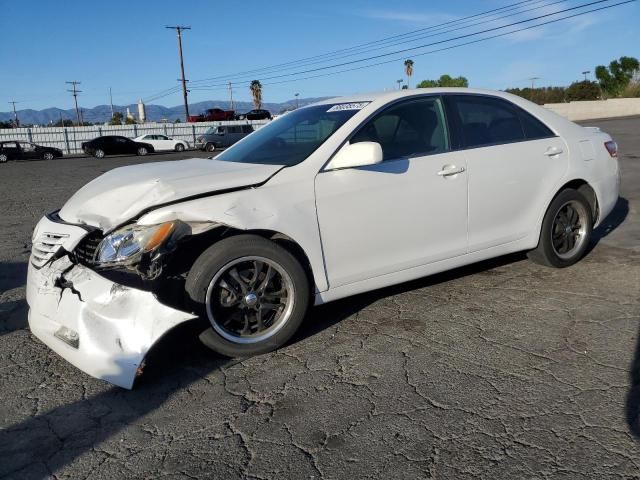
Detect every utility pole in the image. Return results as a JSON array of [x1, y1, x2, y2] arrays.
[[228, 82, 234, 111], [294, 92, 299, 109], [66, 81, 82, 126], [582, 70, 590, 81], [528, 77, 540, 89], [109, 87, 115, 118], [166, 26, 191, 121], [8, 101, 19, 127]]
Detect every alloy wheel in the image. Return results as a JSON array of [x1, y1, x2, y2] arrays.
[[550, 200, 589, 260], [205, 256, 295, 344]]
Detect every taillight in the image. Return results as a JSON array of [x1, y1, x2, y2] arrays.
[[604, 141, 618, 158]]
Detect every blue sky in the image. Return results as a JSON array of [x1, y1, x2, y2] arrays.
[[0, 0, 637, 111]]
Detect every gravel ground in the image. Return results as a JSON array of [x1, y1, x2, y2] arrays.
[[0, 119, 638, 480]]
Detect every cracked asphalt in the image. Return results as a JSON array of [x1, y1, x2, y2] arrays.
[[1, 118, 639, 479]]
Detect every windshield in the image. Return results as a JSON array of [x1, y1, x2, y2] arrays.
[[215, 104, 365, 166]]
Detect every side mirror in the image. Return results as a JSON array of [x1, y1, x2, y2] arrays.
[[325, 142, 383, 171]]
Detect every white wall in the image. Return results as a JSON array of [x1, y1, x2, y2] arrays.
[[544, 98, 640, 121], [0, 120, 268, 154]]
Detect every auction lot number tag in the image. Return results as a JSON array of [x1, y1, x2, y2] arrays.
[[327, 102, 371, 112]]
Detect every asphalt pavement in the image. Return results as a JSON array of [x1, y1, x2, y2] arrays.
[[0, 120, 638, 479]]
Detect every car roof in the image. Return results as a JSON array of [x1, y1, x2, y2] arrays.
[[312, 87, 528, 106], [311, 87, 584, 136]]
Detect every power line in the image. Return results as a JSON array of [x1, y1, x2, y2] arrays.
[[66, 81, 82, 126], [166, 26, 191, 120], [187, 0, 635, 93], [190, 0, 631, 90], [189, 0, 546, 85]]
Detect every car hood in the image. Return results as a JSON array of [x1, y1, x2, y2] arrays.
[[59, 158, 283, 231]]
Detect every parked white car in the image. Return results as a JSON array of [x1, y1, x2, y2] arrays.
[[27, 88, 619, 388], [133, 134, 190, 152]]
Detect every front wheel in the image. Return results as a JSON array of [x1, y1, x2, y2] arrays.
[[175, 143, 185, 152], [205, 143, 216, 153], [94, 149, 105, 159], [185, 235, 310, 357], [528, 189, 593, 268], [42, 151, 55, 161], [137, 146, 148, 156], [0, 154, 7, 163]]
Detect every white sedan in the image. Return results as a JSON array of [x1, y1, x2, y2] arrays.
[[133, 134, 190, 152], [27, 88, 619, 388]]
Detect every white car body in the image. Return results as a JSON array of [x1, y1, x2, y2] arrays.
[[133, 134, 189, 151], [27, 88, 619, 388]]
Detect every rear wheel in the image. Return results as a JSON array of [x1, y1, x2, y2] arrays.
[[42, 151, 55, 161], [528, 189, 593, 268], [186, 235, 310, 357], [137, 146, 148, 156], [0, 153, 7, 163], [205, 143, 216, 153], [175, 143, 186, 152], [94, 149, 105, 159]]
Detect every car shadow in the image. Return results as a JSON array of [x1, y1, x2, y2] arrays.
[[626, 325, 640, 438], [588, 196, 629, 250], [0, 251, 528, 477], [0, 261, 28, 293], [0, 261, 29, 335]]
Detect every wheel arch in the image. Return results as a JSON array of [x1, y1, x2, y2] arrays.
[[554, 179, 599, 223], [176, 225, 318, 297]]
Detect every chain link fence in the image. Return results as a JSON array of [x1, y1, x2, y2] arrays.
[[0, 120, 269, 155]]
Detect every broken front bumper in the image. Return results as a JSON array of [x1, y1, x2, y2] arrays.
[[27, 216, 196, 389]]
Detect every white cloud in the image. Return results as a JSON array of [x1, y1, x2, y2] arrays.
[[357, 9, 457, 26]]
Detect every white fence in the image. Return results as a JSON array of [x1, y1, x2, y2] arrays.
[[0, 120, 269, 155], [544, 98, 640, 121]]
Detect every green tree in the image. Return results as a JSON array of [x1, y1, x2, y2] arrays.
[[595, 56, 640, 97], [109, 112, 124, 125], [566, 81, 601, 101], [417, 74, 469, 88], [250, 80, 263, 109], [124, 116, 136, 125], [404, 59, 414, 88]]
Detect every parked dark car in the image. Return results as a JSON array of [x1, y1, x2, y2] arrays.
[[195, 124, 254, 152], [237, 109, 272, 121], [81, 136, 155, 158], [0, 141, 63, 163]]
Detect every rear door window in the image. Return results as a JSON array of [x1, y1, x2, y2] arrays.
[[450, 95, 526, 148]]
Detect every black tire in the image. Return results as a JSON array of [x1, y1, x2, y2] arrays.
[[42, 151, 55, 161], [137, 146, 148, 156], [94, 149, 105, 159], [175, 143, 186, 152], [205, 143, 216, 153], [0, 153, 7, 163], [185, 234, 310, 357], [527, 189, 593, 268]]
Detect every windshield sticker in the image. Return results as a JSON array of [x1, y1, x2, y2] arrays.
[[326, 102, 370, 113]]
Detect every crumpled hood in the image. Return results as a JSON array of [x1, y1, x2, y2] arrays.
[[59, 158, 282, 231]]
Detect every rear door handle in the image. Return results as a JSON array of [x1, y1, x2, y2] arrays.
[[437, 165, 466, 177], [545, 146, 563, 156]]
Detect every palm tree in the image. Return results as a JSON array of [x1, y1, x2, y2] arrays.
[[250, 80, 263, 109], [404, 59, 414, 89]]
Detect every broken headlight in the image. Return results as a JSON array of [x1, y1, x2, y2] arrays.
[[95, 221, 189, 266]]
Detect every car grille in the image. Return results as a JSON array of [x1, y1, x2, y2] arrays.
[[73, 230, 103, 266], [31, 232, 69, 268]]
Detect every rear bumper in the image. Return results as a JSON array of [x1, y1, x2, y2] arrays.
[[27, 255, 195, 389]]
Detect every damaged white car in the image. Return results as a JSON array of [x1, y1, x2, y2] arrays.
[[27, 89, 620, 388]]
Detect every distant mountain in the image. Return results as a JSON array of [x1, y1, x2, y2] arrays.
[[0, 98, 332, 125]]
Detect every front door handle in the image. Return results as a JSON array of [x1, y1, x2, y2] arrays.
[[437, 165, 466, 177], [545, 146, 563, 156]]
